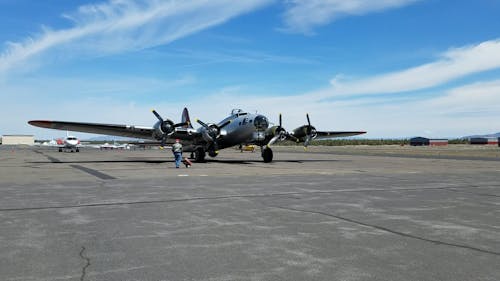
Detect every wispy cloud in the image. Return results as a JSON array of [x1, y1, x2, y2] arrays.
[[12, 75, 500, 139], [281, 0, 420, 34], [159, 48, 319, 68], [1, 74, 196, 100], [308, 39, 500, 98], [0, 0, 272, 76], [428, 79, 500, 113]]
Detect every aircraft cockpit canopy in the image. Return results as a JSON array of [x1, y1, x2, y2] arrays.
[[231, 109, 247, 116], [253, 115, 269, 130]]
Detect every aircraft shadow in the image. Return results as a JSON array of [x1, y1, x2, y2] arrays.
[[192, 159, 346, 164], [30, 160, 170, 164], [30, 159, 346, 165]]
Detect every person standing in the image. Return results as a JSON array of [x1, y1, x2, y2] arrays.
[[172, 139, 183, 168]]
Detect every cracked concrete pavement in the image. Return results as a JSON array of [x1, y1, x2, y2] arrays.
[[0, 145, 499, 280]]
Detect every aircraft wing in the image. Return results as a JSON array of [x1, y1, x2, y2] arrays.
[[315, 131, 366, 139], [28, 120, 200, 143]]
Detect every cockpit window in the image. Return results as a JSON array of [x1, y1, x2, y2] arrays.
[[231, 109, 247, 116], [253, 115, 269, 129]]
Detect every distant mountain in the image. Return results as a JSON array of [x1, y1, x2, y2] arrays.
[[463, 132, 500, 139]]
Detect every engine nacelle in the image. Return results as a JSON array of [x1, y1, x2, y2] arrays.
[[292, 125, 317, 141], [152, 119, 175, 140], [266, 126, 287, 141], [200, 123, 220, 143]]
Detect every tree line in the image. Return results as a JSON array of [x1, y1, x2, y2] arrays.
[[275, 138, 469, 146]]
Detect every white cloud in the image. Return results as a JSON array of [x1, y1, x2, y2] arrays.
[[8, 76, 500, 140], [281, 0, 419, 34], [428, 79, 500, 113], [4, 1, 500, 139], [308, 39, 500, 98], [6, 77, 368, 139], [1, 75, 196, 100], [323, 79, 500, 137], [0, 0, 272, 76]]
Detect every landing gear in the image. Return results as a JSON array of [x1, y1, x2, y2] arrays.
[[194, 147, 206, 162], [76, 148, 79, 152], [261, 147, 273, 163], [58, 148, 62, 152], [208, 150, 218, 158]]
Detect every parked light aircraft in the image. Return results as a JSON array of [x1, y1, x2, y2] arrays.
[[98, 142, 131, 150], [29, 108, 366, 162], [55, 134, 81, 152]]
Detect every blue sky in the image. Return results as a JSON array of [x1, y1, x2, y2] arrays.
[[1, 0, 500, 139]]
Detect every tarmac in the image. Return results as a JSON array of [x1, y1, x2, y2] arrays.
[[0, 145, 499, 281]]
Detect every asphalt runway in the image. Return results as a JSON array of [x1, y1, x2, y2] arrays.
[[0, 145, 499, 281]]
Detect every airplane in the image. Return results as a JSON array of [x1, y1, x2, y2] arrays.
[[28, 108, 366, 162], [54, 134, 81, 152], [98, 141, 131, 150]]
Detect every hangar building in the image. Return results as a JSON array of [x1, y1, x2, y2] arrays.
[[1, 135, 35, 145], [469, 137, 499, 145], [409, 137, 448, 146], [410, 137, 429, 146]]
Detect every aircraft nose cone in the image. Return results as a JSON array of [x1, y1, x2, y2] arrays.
[[254, 115, 269, 130]]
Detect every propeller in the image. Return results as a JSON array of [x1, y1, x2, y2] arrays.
[[303, 113, 317, 148], [151, 109, 189, 148], [267, 113, 286, 147], [196, 118, 232, 152]]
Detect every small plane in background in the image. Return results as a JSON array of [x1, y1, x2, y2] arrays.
[[54, 134, 81, 152], [98, 142, 131, 150], [29, 108, 366, 162]]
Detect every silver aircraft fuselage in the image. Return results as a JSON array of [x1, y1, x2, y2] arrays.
[[215, 111, 269, 149]]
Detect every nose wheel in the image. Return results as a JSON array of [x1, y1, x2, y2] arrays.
[[261, 147, 273, 163]]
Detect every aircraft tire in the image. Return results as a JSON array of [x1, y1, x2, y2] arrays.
[[76, 149, 79, 152], [208, 150, 218, 158], [58, 148, 62, 152], [262, 147, 273, 163], [194, 147, 206, 162]]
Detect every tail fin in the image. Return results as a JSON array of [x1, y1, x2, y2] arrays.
[[181, 107, 193, 128]]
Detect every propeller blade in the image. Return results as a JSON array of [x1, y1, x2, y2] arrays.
[[160, 136, 167, 148], [279, 113, 282, 128], [304, 135, 312, 148], [196, 119, 210, 129], [151, 109, 164, 122], [267, 134, 281, 147], [306, 113, 313, 135]]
